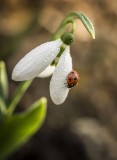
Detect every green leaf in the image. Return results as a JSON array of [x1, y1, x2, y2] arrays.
[[8, 80, 32, 115], [0, 97, 47, 159], [0, 61, 8, 100]]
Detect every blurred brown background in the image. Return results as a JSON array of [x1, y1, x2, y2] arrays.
[[0, 0, 117, 160]]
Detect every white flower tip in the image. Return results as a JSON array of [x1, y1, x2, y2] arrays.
[[52, 101, 63, 105], [11, 69, 24, 81], [38, 65, 55, 78], [51, 88, 69, 105], [12, 69, 18, 81]]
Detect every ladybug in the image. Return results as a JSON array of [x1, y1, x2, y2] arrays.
[[67, 70, 80, 88]]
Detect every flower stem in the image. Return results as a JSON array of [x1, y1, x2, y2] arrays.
[[52, 11, 95, 40], [51, 46, 65, 66], [0, 97, 7, 115], [71, 20, 76, 33], [51, 19, 74, 40], [7, 80, 32, 116]]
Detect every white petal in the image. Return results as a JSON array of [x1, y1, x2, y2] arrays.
[[50, 46, 72, 105], [37, 65, 55, 78], [12, 38, 63, 81]]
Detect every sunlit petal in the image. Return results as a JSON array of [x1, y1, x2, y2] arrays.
[[12, 39, 63, 81], [37, 65, 55, 78], [50, 46, 72, 105]]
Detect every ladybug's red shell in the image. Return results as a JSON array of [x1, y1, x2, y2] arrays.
[[67, 70, 80, 88]]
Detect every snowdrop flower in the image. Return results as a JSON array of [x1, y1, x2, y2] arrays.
[[12, 32, 75, 105], [11, 11, 95, 105]]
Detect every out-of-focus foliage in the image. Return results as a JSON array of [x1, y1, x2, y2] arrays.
[[0, 97, 47, 159], [0, 61, 47, 159], [0, 61, 8, 100], [0, 61, 8, 114]]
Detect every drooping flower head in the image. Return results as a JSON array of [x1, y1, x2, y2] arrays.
[[12, 32, 77, 105], [12, 12, 95, 105]]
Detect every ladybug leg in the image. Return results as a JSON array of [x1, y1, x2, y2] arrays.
[[64, 80, 67, 85], [64, 82, 69, 88]]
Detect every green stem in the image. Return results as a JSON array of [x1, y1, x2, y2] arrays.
[[71, 20, 76, 33], [51, 46, 65, 66], [7, 80, 32, 116], [52, 11, 95, 40], [0, 97, 7, 115], [0, 61, 8, 101], [51, 19, 74, 40]]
